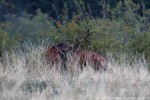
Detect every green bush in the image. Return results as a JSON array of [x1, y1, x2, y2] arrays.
[[0, 29, 22, 52], [0, 29, 7, 53], [1, 0, 150, 61], [6, 9, 57, 43]]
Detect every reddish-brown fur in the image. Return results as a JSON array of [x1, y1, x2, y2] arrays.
[[46, 47, 60, 65], [75, 50, 106, 71], [46, 43, 106, 71], [46, 43, 71, 65]]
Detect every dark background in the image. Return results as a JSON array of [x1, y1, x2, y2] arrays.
[[0, 0, 150, 21], [1, 0, 150, 61]]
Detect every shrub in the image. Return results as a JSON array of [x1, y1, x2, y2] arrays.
[[2, 0, 150, 61]]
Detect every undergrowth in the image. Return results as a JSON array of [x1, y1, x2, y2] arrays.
[[0, 43, 149, 100]]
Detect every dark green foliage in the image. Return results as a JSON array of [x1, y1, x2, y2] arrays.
[[1, 0, 150, 61], [5, 10, 56, 42], [0, 22, 21, 53], [2, 0, 149, 21], [144, 0, 150, 9]]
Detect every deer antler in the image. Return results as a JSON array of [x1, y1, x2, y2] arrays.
[[73, 27, 93, 52]]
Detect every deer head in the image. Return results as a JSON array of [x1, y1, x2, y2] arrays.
[[72, 27, 93, 52], [52, 43, 72, 53]]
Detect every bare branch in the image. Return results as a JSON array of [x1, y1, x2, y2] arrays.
[[73, 27, 94, 52]]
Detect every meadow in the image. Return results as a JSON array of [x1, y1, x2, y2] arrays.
[[1, 0, 150, 99], [0, 44, 150, 100]]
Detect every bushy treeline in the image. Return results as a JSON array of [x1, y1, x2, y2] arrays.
[[0, 0, 148, 21], [0, 0, 150, 61]]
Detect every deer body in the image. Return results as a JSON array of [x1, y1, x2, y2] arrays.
[[46, 43, 106, 71], [75, 50, 106, 71], [46, 47, 60, 65]]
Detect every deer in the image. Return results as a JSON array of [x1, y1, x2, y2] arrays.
[[46, 43, 72, 70], [46, 27, 106, 71]]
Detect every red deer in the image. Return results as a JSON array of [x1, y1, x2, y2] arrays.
[[74, 50, 106, 71], [46, 28, 106, 71], [46, 43, 71, 70]]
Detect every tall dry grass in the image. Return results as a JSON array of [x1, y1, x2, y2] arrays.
[[0, 44, 150, 100]]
